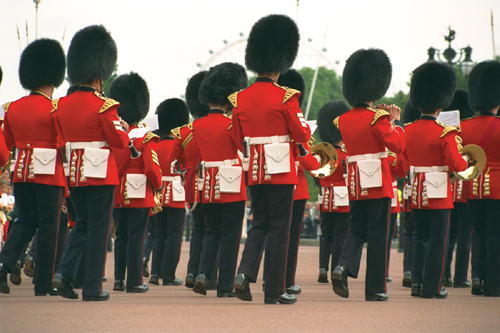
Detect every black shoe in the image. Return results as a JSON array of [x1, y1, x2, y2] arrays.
[[471, 278, 484, 296], [24, 255, 35, 278], [411, 283, 422, 297], [10, 260, 22, 285], [421, 289, 448, 299], [193, 274, 207, 295], [318, 268, 328, 283], [264, 293, 297, 304], [386, 276, 393, 283], [234, 273, 252, 301], [442, 278, 453, 287], [82, 290, 110, 301], [217, 290, 236, 298], [35, 288, 59, 296], [484, 292, 500, 297], [262, 281, 265, 292], [185, 273, 195, 288], [149, 274, 159, 285], [366, 293, 389, 301], [52, 273, 79, 299], [126, 284, 149, 293], [142, 257, 150, 278], [453, 280, 471, 288], [286, 285, 302, 295], [163, 277, 183, 286], [113, 280, 125, 291], [402, 271, 412, 288], [0, 264, 10, 294], [331, 265, 349, 298]]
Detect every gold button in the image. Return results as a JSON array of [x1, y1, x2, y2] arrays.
[[27, 143, 30, 147]]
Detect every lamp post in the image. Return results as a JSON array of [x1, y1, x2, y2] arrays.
[[34, 0, 40, 40], [427, 27, 474, 78]]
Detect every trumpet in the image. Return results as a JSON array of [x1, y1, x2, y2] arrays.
[[308, 142, 339, 178]]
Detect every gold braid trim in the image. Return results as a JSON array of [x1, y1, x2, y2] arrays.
[[228, 92, 238, 108], [333, 116, 340, 129], [50, 98, 60, 114], [99, 98, 120, 113], [388, 151, 397, 166], [171, 126, 182, 139], [369, 108, 390, 125], [440, 126, 459, 138], [2, 102, 12, 114], [188, 122, 193, 130], [282, 88, 300, 104], [182, 133, 193, 150], [151, 150, 160, 166], [143, 132, 160, 143]]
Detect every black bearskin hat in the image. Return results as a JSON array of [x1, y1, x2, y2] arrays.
[[67, 25, 117, 85], [317, 101, 350, 144], [468, 60, 500, 113], [155, 98, 189, 135], [199, 62, 248, 109], [245, 14, 299, 74], [67, 85, 78, 96], [342, 48, 392, 106], [410, 61, 457, 112], [277, 69, 306, 107], [109, 72, 150, 124], [443, 89, 475, 120], [402, 100, 421, 124], [185, 71, 210, 119], [19, 39, 65, 90]]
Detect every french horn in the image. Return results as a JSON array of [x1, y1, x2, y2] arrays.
[[453, 144, 487, 181], [308, 140, 339, 178]]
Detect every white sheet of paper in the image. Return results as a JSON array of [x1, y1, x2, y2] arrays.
[[128, 127, 151, 140], [437, 110, 460, 127], [306, 120, 317, 135]]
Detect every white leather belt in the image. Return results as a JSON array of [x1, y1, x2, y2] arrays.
[[413, 166, 449, 173], [347, 152, 387, 163], [204, 159, 238, 168], [68, 141, 109, 149], [246, 135, 290, 145], [392, 181, 397, 187], [162, 176, 181, 182]]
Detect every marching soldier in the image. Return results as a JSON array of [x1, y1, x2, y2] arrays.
[[191, 62, 248, 297], [110, 72, 162, 293], [150, 98, 189, 286], [460, 60, 500, 297], [315, 101, 350, 284], [231, 15, 310, 304], [331, 49, 405, 301], [52, 25, 130, 301], [0, 39, 66, 295], [404, 61, 468, 299]]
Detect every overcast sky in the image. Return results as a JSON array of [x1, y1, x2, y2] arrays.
[[1, 0, 499, 119]]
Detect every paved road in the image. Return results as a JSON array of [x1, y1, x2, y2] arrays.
[[1, 243, 498, 332]]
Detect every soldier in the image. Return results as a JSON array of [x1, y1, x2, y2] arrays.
[[404, 61, 468, 299], [231, 15, 310, 304], [190, 62, 248, 297], [315, 101, 350, 284], [460, 60, 500, 297], [110, 72, 162, 293], [149, 98, 189, 286], [52, 25, 130, 301], [0, 39, 66, 295], [331, 49, 405, 302]]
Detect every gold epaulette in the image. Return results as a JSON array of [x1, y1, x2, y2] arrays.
[[436, 120, 459, 138], [188, 122, 193, 130], [282, 88, 300, 104], [99, 98, 120, 113], [228, 92, 239, 108], [50, 98, 60, 114], [143, 131, 160, 144], [94, 91, 107, 101], [367, 107, 390, 125], [171, 126, 182, 139], [333, 116, 340, 129], [223, 114, 232, 119], [2, 102, 12, 114]]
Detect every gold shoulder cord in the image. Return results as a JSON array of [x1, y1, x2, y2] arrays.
[[143, 132, 160, 144], [99, 98, 120, 113], [50, 98, 60, 114]]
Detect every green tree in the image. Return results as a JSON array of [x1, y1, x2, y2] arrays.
[[102, 64, 119, 96]]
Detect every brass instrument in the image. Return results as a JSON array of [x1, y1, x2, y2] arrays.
[[152, 189, 163, 214], [453, 144, 487, 181], [308, 142, 339, 178]]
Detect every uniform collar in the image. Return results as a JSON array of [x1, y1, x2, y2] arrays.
[[255, 77, 275, 83], [420, 115, 436, 121], [209, 109, 225, 114], [162, 136, 174, 141], [479, 112, 496, 116], [354, 103, 371, 108], [333, 144, 342, 149], [77, 85, 96, 92], [30, 91, 52, 100]]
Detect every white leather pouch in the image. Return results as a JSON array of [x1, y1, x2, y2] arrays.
[[333, 186, 349, 206], [219, 166, 242, 193], [264, 142, 290, 175], [126, 174, 147, 199], [32, 148, 57, 175], [425, 172, 448, 198], [172, 180, 186, 201], [242, 157, 250, 172], [391, 188, 398, 207], [83, 148, 110, 179], [357, 159, 382, 188]]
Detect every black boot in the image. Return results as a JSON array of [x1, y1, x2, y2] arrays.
[[0, 263, 10, 294]]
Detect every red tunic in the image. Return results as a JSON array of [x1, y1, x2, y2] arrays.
[[460, 114, 500, 200], [404, 116, 468, 209], [113, 128, 162, 208], [3, 92, 66, 187], [0, 125, 9, 168], [335, 106, 405, 200], [192, 110, 246, 204], [318, 146, 349, 213], [54, 87, 130, 187], [169, 123, 200, 204], [230, 77, 311, 185], [388, 152, 401, 214], [155, 137, 185, 209], [293, 143, 320, 201]]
